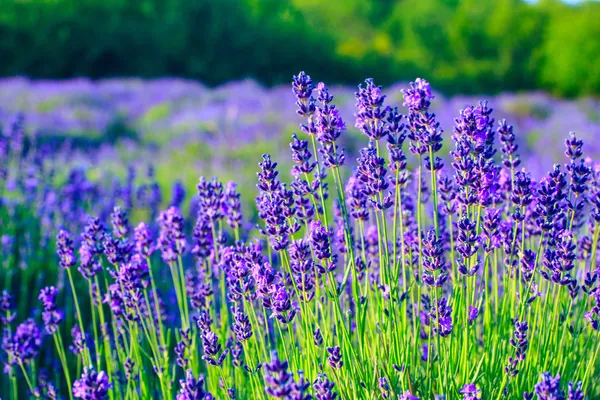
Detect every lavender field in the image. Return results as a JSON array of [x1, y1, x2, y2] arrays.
[[1, 74, 600, 399]]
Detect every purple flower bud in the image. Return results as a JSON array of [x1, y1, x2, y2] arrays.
[[170, 180, 187, 208], [292, 72, 316, 122], [56, 229, 76, 269], [223, 181, 243, 230], [110, 206, 130, 239], [0, 290, 16, 324], [567, 381, 584, 400], [73, 366, 111, 400], [2, 318, 41, 364], [534, 372, 564, 400], [326, 346, 343, 369], [355, 78, 389, 141], [402, 78, 433, 112], [157, 206, 187, 263], [399, 391, 420, 400], [232, 310, 253, 342], [460, 383, 481, 400], [134, 222, 154, 258], [264, 351, 295, 398], [39, 287, 63, 334], [313, 373, 338, 400]]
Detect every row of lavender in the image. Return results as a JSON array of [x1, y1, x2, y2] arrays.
[[1, 73, 599, 399], [1, 77, 599, 182]]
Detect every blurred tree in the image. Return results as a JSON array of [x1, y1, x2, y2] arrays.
[[0, 0, 598, 97]]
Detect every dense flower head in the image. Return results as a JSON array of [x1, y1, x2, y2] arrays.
[[257, 154, 281, 194], [79, 217, 105, 277], [534, 372, 564, 400], [56, 229, 76, 269], [39, 286, 63, 334], [326, 346, 343, 369], [565, 132, 583, 161], [264, 351, 295, 398], [289, 239, 316, 301], [567, 381, 584, 400], [506, 319, 529, 377], [430, 297, 453, 337], [2, 318, 42, 364], [292, 71, 316, 119], [73, 366, 111, 400], [197, 177, 225, 223], [309, 220, 333, 262], [232, 309, 253, 342], [177, 370, 213, 400], [134, 222, 154, 257], [110, 206, 129, 239], [456, 215, 480, 275], [355, 78, 389, 141], [313, 373, 338, 400], [269, 282, 297, 324], [314, 82, 345, 168], [498, 119, 520, 169], [422, 230, 448, 287], [402, 78, 434, 112], [157, 206, 187, 262], [223, 181, 244, 230]]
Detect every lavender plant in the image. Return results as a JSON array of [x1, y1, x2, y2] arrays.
[[0, 74, 599, 400]]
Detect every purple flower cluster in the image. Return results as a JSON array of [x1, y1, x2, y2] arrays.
[[1, 73, 599, 399], [73, 366, 111, 400], [39, 287, 63, 334]]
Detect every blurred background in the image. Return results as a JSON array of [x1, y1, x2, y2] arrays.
[[2, 0, 600, 96], [0, 0, 599, 210]]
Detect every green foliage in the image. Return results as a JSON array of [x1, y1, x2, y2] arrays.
[[0, 0, 599, 97]]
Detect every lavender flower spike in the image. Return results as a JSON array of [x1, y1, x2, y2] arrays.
[[73, 366, 111, 400]]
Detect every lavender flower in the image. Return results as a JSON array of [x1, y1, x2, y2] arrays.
[[534, 372, 565, 400], [399, 391, 420, 400], [39, 287, 63, 335], [356, 145, 393, 210], [134, 222, 154, 258], [110, 206, 129, 239], [422, 230, 448, 287], [460, 383, 481, 400], [0, 290, 15, 324], [402, 78, 434, 112], [157, 206, 187, 263], [264, 351, 295, 398], [498, 119, 520, 170], [505, 319, 529, 377], [355, 78, 389, 141], [232, 309, 253, 342], [56, 229, 76, 269], [73, 366, 111, 400], [314, 82, 345, 168], [567, 381, 584, 400], [170, 180, 187, 208], [313, 373, 337, 400], [2, 318, 41, 365], [326, 346, 343, 369], [223, 181, 243, 231], [177, 370, 213, 400], [430, 297, 453, 337], [292, 71, 316, 126]]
